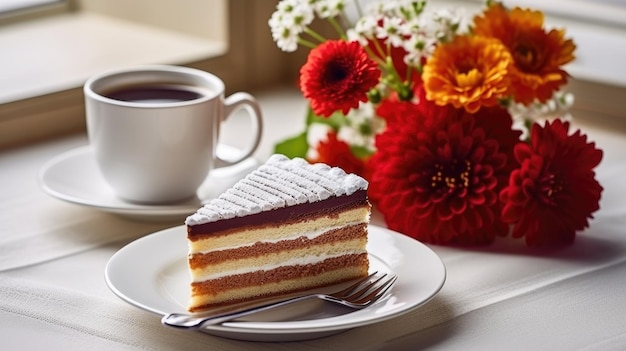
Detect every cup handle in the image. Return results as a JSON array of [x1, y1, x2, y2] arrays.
[[214, 92, 263, 168]]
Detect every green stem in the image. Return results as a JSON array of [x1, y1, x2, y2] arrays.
[[383, 43, 403, 84], [382, 55, 413, 99], [406, 65, 414, 81], [371, 38, 387, 62], [385, 59, 403, 86], [303, 27, 327, 43], [298, 38, 318, 49], [363, 46, 386, 67]]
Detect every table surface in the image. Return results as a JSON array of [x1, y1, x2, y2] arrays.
[[2, 86, 626, 351]]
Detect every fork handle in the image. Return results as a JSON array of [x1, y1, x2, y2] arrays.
[[161, 294, 317, 329]]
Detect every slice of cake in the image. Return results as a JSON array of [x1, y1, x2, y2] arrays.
[[185, 154, 371, 313]]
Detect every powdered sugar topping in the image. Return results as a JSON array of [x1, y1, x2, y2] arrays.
[[185, 154, 368, 225]]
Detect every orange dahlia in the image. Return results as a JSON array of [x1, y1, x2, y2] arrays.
[[422, 35, 511, 113], [473, 3, 576, 105]]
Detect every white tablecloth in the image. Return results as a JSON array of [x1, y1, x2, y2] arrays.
[[1, 87, 625, 350]]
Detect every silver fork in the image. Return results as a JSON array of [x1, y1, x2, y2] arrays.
[[161, 271, 397, 329]]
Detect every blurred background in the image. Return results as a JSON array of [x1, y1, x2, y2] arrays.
[[1, 0, 625, 149]]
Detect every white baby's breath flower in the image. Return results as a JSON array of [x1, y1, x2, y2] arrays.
[[346, 29, 367, 46], [402, 32, 436, 66], [368, 0, 425, 22], [338, 102, 386, 152], [306, 123, 334, 160], [276, 0, 300, 12], [363, 1, 388, 17], [508, 91, 575, 139], [378, 0, 406, 15], [347, 14, 379, 46], [296, 5, 317, 29], [278, 0, 314, 17], [269, 0, 316, 52], [431, 8, 467, 42], [400, 14, 423, 35], [337, 126, 369, 150], [556, 91, 575, 110], [269, 14, 302, 52], [313, 0, 345, 19], [376, 16, 409, 47]]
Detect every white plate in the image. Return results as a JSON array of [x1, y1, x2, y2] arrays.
[[105, 225, 446, 342], [38, 145, 258, 221]]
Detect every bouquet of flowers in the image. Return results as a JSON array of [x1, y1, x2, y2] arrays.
[[268, 0, 603, 247]]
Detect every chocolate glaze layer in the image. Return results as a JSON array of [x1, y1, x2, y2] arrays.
[[187, 190, 369, 238]]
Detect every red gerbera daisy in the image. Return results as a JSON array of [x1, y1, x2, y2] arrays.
[[308, 131, 370, 179], [369, 99, 522, 245], [300, 40, 381, 117], [499, 119, 603, 247]]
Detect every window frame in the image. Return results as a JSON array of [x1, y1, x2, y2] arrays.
[[0, 0, 71, 25], [0, 0, 299, 149], [2, 0, 625, 149]]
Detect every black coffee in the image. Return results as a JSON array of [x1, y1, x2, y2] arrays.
[[102, 84, 205, 103]]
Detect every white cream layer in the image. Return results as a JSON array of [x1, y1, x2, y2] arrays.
[[190, 248, 365, 283]]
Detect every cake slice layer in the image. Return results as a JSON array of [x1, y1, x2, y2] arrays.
[[189, 254, 369, 311], [184, 155, 371, 313]]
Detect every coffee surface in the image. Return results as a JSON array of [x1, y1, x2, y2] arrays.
[[103, 84, 204, 103]]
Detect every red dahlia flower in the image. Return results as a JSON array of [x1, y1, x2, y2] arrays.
[[300, 40, 381, 117], [369, 98, 522, 245], [375, 84, 425, 128], [499, 119, 603, 247]]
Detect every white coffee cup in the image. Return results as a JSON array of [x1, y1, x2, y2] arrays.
[[84, 65, 263, 204]]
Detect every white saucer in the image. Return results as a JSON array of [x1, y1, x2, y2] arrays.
[[105, 225, 446, 342], [38, 145, 259, 221]]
